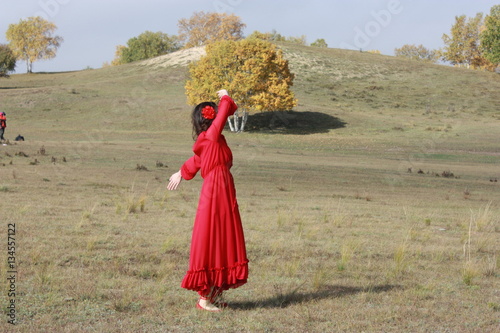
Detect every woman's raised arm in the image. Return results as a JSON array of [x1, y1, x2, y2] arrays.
[[206, 90, 238, 141]]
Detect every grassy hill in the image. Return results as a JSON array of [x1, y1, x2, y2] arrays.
[[1, 42, 499, 149], [0, 43, 499, 332]]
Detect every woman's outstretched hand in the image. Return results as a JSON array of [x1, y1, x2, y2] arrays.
[[167, 170, 182, 191], [217, 89, 228, 100]]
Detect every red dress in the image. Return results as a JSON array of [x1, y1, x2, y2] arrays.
[[180, 95, 248, 296]]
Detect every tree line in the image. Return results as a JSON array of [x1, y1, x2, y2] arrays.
[[394, 5, 499, 71], [0, 11, 328, 75], [2, 7, 499, 75], [107, 12, 324, 67]]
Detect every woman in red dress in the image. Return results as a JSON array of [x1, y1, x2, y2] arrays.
[[168, 89, 248, 312]]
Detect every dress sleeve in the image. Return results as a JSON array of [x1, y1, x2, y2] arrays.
[[206, 95, 238, 141], [180, 154, 201, 180]]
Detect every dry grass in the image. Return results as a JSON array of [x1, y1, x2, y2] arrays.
[[0, 44, 499, 332]]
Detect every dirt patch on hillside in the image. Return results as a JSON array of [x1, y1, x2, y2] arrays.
[[140, 47, 205, 68]]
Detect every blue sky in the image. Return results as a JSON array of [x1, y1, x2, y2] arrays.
[[0, 0, 498, 72]]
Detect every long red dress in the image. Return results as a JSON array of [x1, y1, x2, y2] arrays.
[[180, 95, 248, 297]]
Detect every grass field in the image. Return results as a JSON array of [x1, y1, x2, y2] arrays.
[[0, 43, 499, 332]]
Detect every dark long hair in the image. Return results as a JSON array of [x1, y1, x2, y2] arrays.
[[192, 101, 217, 139]]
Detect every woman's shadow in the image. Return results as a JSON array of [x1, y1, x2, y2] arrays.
[[245, 110, 346, 135], [229, 284, 400, 310]]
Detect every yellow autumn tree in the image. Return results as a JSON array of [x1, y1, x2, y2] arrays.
[[178, 11, 245, 48], [442, 13, 495, 70], [111, 45, 127, 66], [6, 16, 63, 73], [185, 38, 297, 132]]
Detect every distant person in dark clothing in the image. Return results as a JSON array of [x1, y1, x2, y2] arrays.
[[0, 112, 6, 144]]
